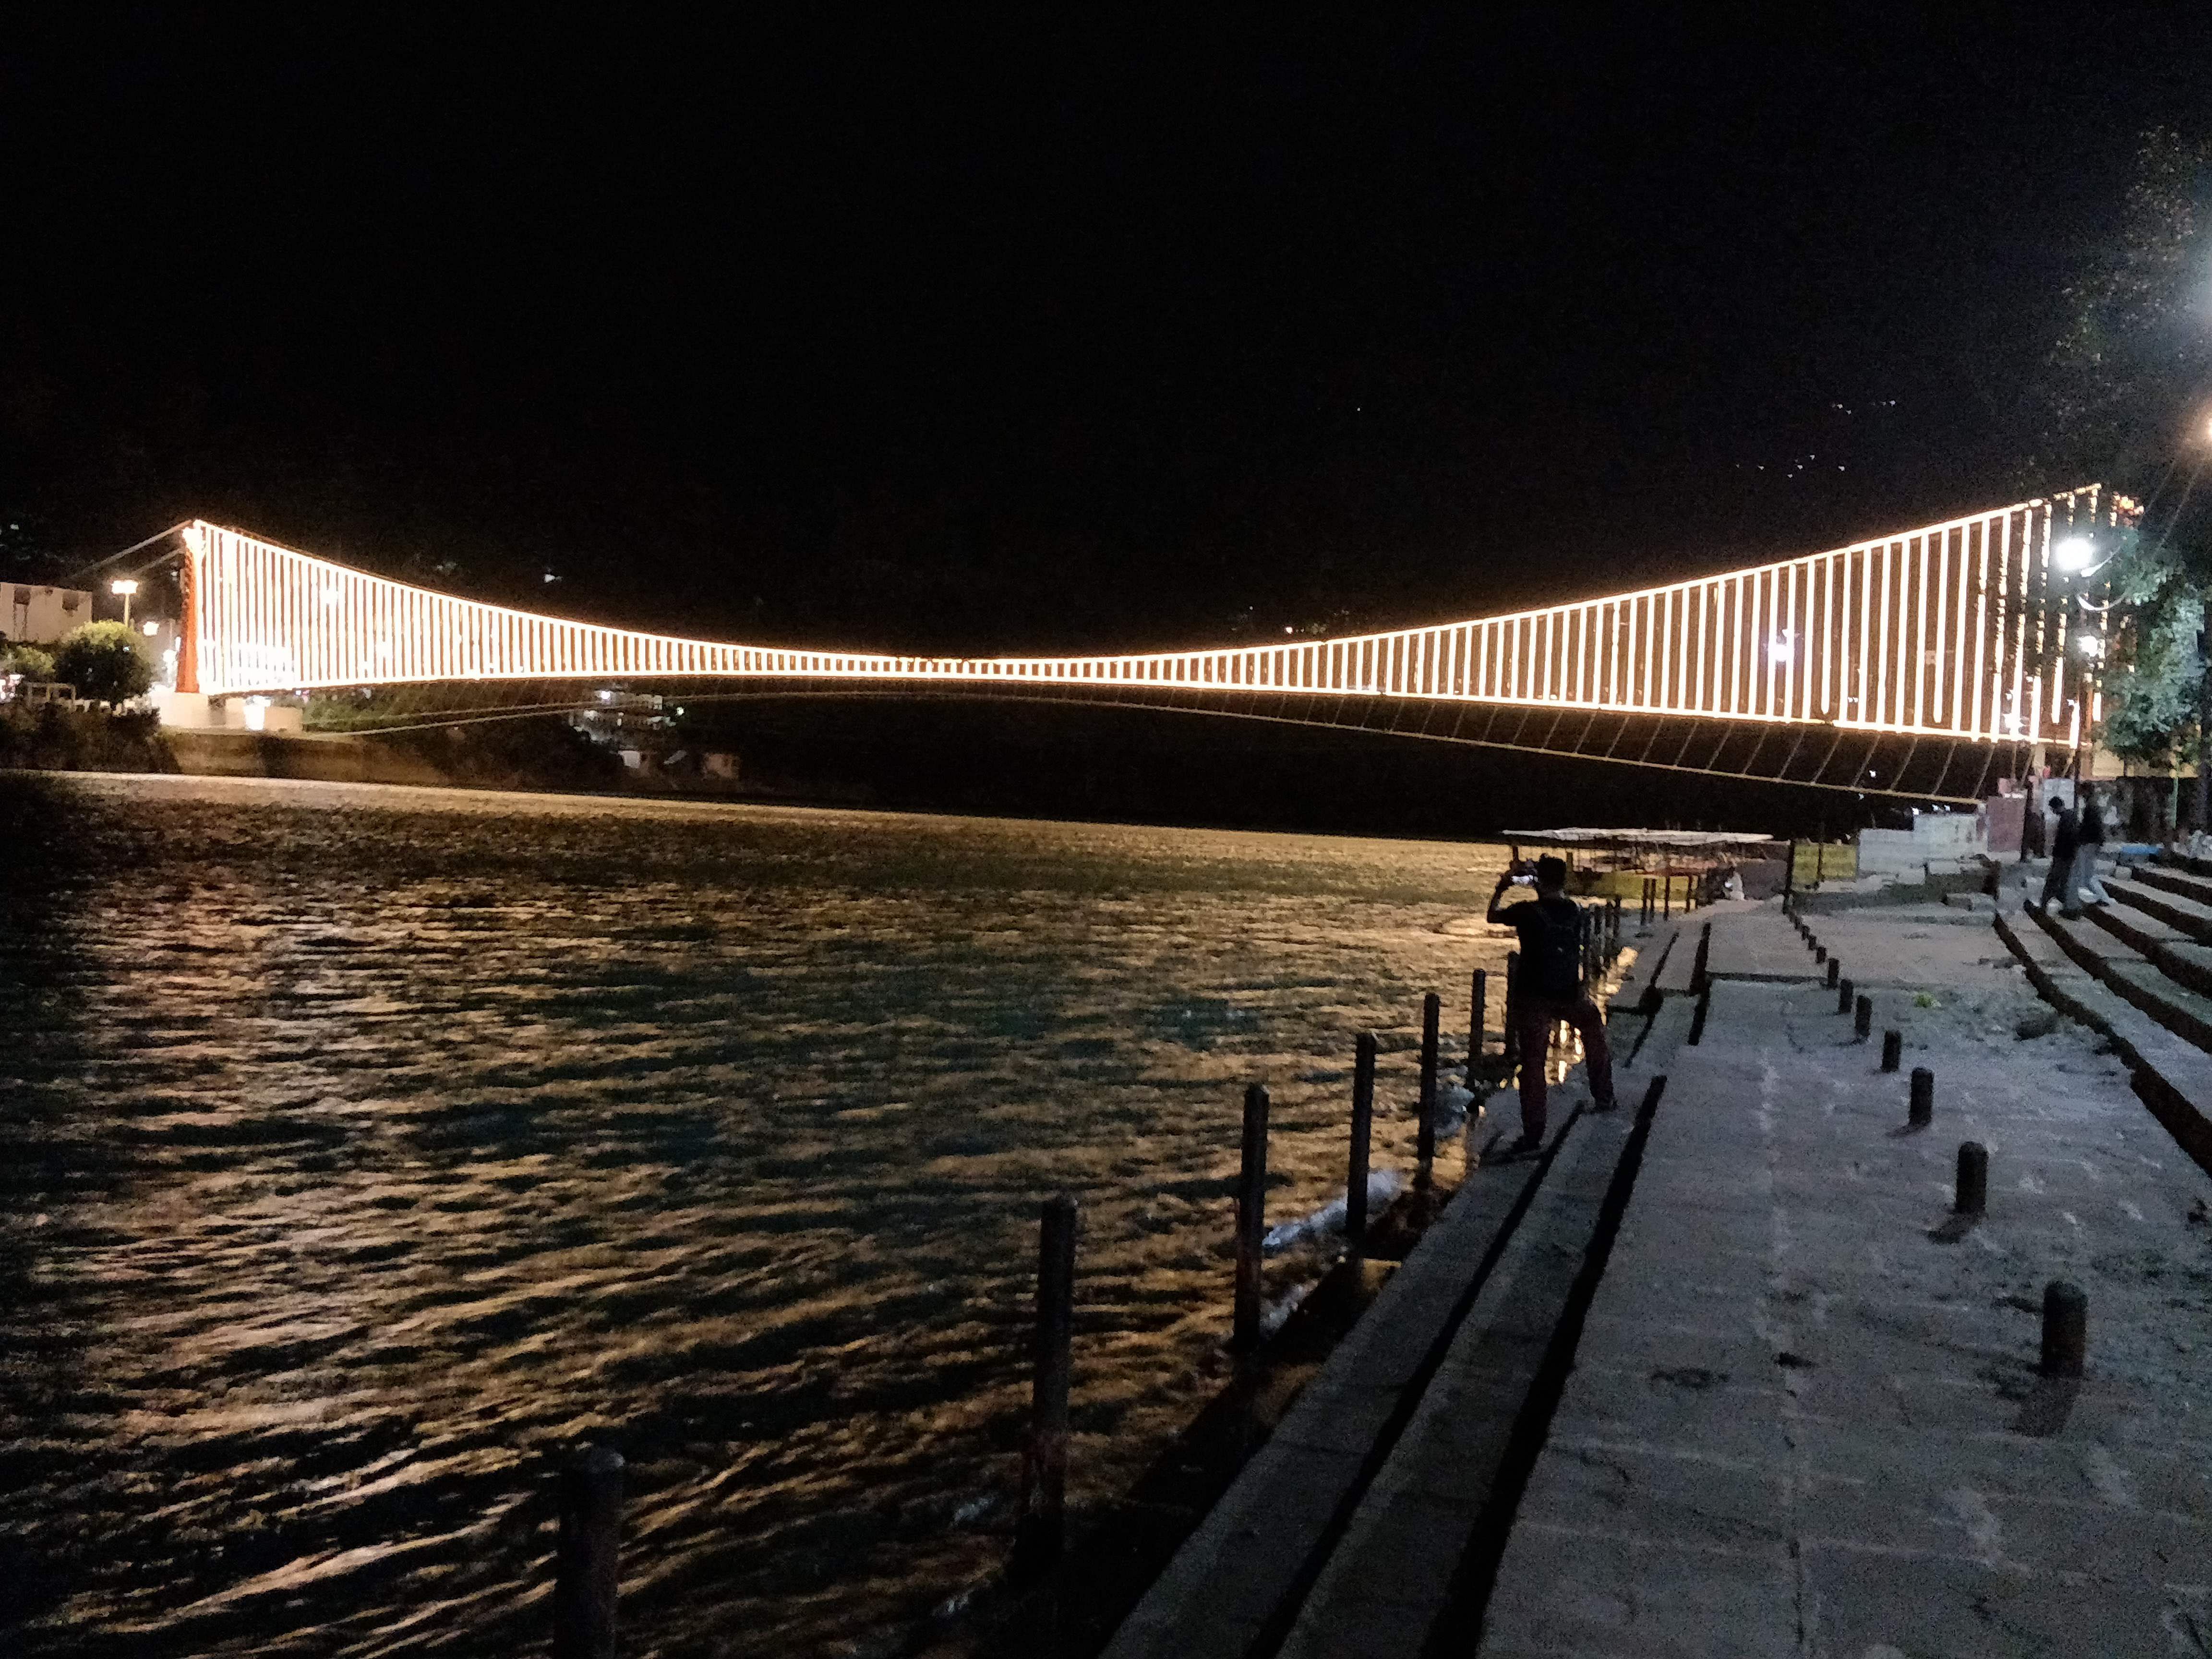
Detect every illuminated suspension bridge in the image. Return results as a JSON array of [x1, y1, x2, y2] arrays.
[[164, 487, 2127, 802]]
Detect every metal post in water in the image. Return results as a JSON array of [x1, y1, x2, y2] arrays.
[[1014, 1194, 1078, 1576], [1346, 1033, 1376, 1258], [1417, 992, 1440, 1187], [1232, 1083, 1270, 1353], [553, 1445, 625, 1659]]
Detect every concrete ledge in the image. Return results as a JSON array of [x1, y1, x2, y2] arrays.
[[165, 728, 452, 786], [1100, 1148, 1556, 1659]]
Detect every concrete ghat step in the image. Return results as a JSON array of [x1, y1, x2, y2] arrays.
[[2029, 903, 2212, 1053], [1104, 1027, 1659, 1659], [2129, 860, 2212, 911], [2082, 893, 2212, 1001], [1701, 909, 1823, 983], [1609, 922, 1681, 1012], [1995, 909, 2212, 1178], [2155, 846, 2212, 880], [2103, 870, 2212, 948], [1271, 1090, 1637, 1659]]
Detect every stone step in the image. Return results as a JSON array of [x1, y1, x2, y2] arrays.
[[1994, 909, 2212, 1177], [2081, 895, 2212, 1002], [2155, 846, 2212, 880], [2030, 902, 2212, 1055], [2103, 869, 2212, 948], [2130, 859, 2212, 910]]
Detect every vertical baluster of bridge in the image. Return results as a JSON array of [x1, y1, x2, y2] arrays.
[[166, 485, 2128, 800]]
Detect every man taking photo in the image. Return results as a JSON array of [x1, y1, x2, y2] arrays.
[[1486, 854, 1617, 1158]]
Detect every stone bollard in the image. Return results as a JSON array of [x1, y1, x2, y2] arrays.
[[2040, 1280, 2087, 1378], [1825, 957, 1839, 986], [1909, 1067, 1934, 1126], [1955, 1142, 1987, 1215], [554, 1445, 625, 1659], [1233, 1083, 1269, 1353], [1346, 1033, 1377, 1258], [1815, 944, 1827, 963], [1014, 1194, 1078, 1576], [1837, 977, 1854, 1015], [1879, 1027, 1900, 1070]]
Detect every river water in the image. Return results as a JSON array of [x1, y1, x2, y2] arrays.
[[0, 773, 1518, 1658]]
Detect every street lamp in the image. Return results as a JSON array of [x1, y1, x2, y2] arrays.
[[110, 577, 139, 628]]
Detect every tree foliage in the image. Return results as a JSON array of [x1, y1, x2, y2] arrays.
[[2034, 127, 2212, 490], [2094, 525, 2200, 767], [1, 642, 57, 683], [2029, 128, 2212, 771], [53, 622, 153, 705]]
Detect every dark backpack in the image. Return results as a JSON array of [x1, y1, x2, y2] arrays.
[[1521, 898, 1585, 999]]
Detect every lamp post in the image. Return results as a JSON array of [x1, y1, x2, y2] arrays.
[[110, 577, 138, 630], [2050, 531, 2115, 790]]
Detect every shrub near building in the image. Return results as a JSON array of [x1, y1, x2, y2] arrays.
[[52, 621, 153, 706]]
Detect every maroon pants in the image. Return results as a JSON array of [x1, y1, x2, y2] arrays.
[[1513, 994, 1614, 1140]]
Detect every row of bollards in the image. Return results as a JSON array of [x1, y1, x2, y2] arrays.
[[1790, 897, 2088, 1387]]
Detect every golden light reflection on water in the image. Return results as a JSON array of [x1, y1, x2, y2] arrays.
[[0, 775, 1520, 1657]]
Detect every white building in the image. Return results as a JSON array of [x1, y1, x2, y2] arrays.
[[6, 583, 92, 644]]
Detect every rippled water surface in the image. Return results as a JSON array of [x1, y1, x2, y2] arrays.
[[0, 773, 1516, 1657]]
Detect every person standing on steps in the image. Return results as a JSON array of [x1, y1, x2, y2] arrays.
[[2076, 784, 2113, 907], [1487, 854, 1617, 1160], [2037, 796, 2080, 916]]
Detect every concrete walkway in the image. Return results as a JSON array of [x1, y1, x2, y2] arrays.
[[1101, 897, 2212, 1659], [1480, 907, 2212, 1657]]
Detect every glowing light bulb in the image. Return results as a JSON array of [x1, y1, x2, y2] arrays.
[[2054, 536, 2095, 572]]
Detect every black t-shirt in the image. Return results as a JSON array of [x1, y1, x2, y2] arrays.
[[1505, 893, 1586, 1000]]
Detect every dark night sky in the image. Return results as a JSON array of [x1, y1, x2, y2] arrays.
[[6, 10, 2212, 655]]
